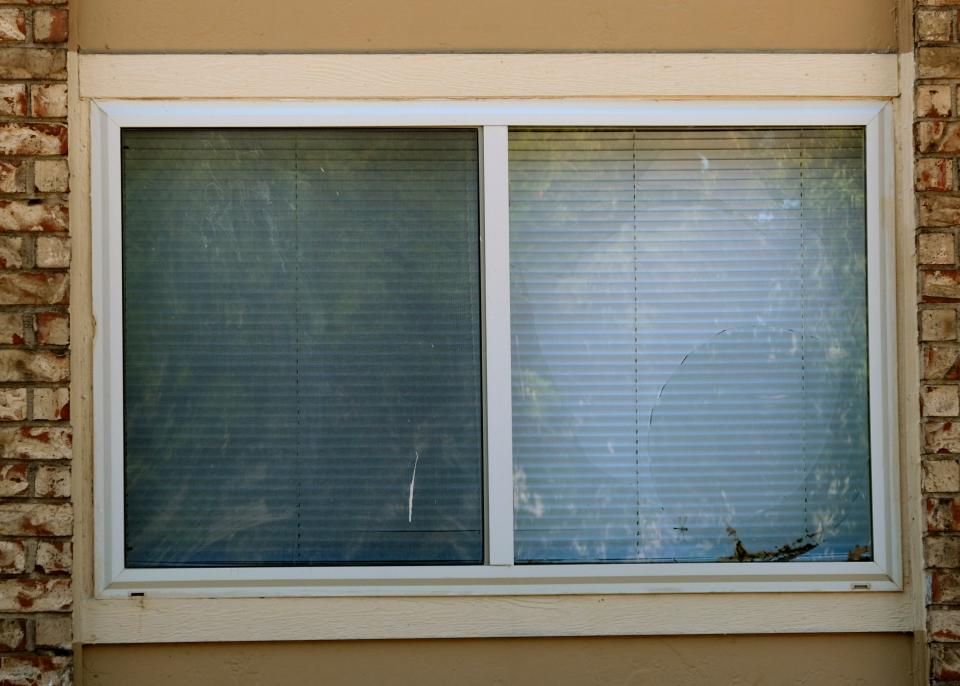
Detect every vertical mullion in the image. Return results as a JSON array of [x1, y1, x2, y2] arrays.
[[481, 125, 515, 566]]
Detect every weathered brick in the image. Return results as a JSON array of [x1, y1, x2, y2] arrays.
[[0, 84, 26, 117], [935, 570, 960, 604], [0, 387, 26, 421], [921, 232, 956, 265], [923, 309, 958, 341], [925, 385, 960, 416], [34, 312, 65, 345], [0, 655, 70, 686], [0, 235, 24, 268], [926, 460, 960, 492], [32, 8, 65, 43], [0, 122, 65, 156], [0, 462, 28, 495], [34, 464, 67, 498], [35, 616, 69, 650], [0, 313, 24, 345], [0, 350, 67, 382], [32, 159, 66, 193], [924, 270, 960, 300], [0, 618, 26, 652], [0, 502, 70, 536], [0, 273, 67, 305], [0, 579, 70, 612], [35, 540, 69, 573], [920, 47, 960, 79], [0, 201, 66, 232], [929, 498, 960, 531], [35, 235, 68, 267], [921, 195, 960, 227], [928, 535, 960, 567], [932, 607, 960, 641], [29, 83, 64, 119], [0, 426, 70, 460], [0, 161, 26, 194], [918, 84, 953, 118], [919, 9, 955, 41], [919, 121, 960, 154], [0, 47, 62, 80], [0, 540, 25, 573], [33, 386, 66, 420], [926, 344, 960, 379], [933, 643, 960, 681], [918, 159, 956, 192], [0, 9, 26, 42]]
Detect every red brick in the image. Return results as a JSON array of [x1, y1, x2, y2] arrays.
[[0, 462, 28, 496], [921, 196, 960, 228], [0, 426, 71, 460], [0, 654, 70, 686], [0, 161, 27, 193], [0, 540, 25, 573], [35, 540, 69, 573], [0, 313, 25, 345], [0, 502, 71, 536], [918, 158, 956, 191], [918, 85, 953, 118], [34, 311, 66, 345], [0, 9, 26, 42], [34, 464, 68, 497], [0, 47, 63, 79], [0, 350, 67, 382], [0, 122, 65, 155], [0, 201, 67, 232], [29, 83, 63, 118], [0, 618, 26, 651], [0, 272, 68, 305], [933, 643, 960, 681], [919, 47, 960, 79], [32, 9, 65, 43], [918, 121, 960, 154], [0, 84, 26, 117]]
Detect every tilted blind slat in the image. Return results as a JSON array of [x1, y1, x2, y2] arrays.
[[122, 128, 483, 567], [510, 127, 871, 564]]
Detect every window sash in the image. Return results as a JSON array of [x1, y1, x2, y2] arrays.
[[91, 99, 899, 597]]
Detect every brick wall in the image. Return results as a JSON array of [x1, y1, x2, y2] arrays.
[[918, 0, 960, 682], [0, 0, 70, 684]]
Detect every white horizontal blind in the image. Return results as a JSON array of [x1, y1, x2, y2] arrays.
[[121, 128, 483, 567], [510, 128, 871, 564]]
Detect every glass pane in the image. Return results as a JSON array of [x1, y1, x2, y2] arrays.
[[122, 128, 483, 567], [510, 127, 871, 563]]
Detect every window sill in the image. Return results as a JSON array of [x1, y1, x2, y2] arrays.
[[78, 587, 914, 644]]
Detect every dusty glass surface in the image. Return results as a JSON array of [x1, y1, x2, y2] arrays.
[[122, 128, 483, 566], [509, 127, 870, 564]]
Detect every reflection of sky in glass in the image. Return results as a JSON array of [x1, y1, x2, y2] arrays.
[[510, 128, 870, 563]]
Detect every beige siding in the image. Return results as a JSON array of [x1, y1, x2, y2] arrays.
[[76, 0, 896, 53], [81, 634, 915, 686]]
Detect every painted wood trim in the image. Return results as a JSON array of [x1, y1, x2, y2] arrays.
[[78, 592, 915, 643], [77, 53, 900, 100]]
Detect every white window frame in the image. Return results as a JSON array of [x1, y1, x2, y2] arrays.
[[91, 98, 899, 599]]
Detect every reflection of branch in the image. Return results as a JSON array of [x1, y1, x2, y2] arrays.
[[720, 526, 819, 562]]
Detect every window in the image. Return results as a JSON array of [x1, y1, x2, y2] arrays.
[[92, 100, 899, 596]]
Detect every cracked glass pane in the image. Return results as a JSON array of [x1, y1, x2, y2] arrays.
[[510, 127, 870, 563]]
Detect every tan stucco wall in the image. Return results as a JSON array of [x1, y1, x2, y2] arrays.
[[75, 0, 897, 53], [81, 634, 915, 686]]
